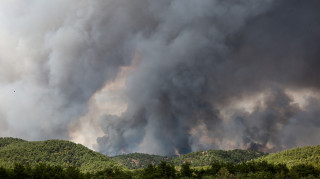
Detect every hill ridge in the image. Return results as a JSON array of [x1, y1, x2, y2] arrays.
[[0, 137, 120, 173], [255, 145, 320, 169], [2, 137, 320, 172], [112, 148, 266, 169]]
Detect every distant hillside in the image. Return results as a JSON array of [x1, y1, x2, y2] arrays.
[[171, 149, 266, 167], [112, 153, 175, 169], [113, 149, 266, 169], [0, 138, 120, 173], [255, 145, 320, 169], [0, 137, 26, 147]]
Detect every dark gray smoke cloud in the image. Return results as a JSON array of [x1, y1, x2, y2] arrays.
[[0, 1, 137, 139], [1, 0, 320, 156], [96, 0, 320, 155]]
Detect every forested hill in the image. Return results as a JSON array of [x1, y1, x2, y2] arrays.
[[113, 149, 266, 169], [255, 145, 320, 169], [171, 149, 266, 167], [112, 153, 174, 169], [0, 137, 266, 171], [4, 137, 320, 173], [0, 137, 120, 173], [0, 137, 26, 147]]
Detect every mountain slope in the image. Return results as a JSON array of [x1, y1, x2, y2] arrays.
[[0, 138, 120, 173], [0, 137, 26, 147], [113, 149, 266, 169], [255, 145, 320, 169], [112, 153, 174, 169], [171, 149, 266, 167]]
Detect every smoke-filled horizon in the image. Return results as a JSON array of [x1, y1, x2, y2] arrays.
[[1, 0, 320, 156]]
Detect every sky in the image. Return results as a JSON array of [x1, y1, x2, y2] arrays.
[[1, 0, 320, 156]]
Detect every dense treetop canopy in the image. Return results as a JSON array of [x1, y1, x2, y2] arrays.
[[0, 137, 26, 148], [0, 138, 119, 173], [256, 145, 320, 169], [171, 149, 266, 167], [112, 149, 266, 169], [112, 153, 174, 169], [1, 137, 320, 178]]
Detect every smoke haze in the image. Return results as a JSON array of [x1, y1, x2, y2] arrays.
[[1, 0, 320, 156]]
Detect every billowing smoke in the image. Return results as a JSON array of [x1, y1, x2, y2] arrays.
[[1, 0, 320, 156], [96, 0, 320, 155], [0, 0, 136, 139]]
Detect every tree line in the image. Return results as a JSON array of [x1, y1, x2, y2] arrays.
[[0, 138, 119, 173], [112, 149, 266, 169], [1, 161, 319, 179], [255, 145, 320, 170]]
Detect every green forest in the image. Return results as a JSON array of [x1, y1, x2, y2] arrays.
[[256, 146, 320, 169], [1, 137, 320, 178], [112, 153, 174, 169], [171, 149, 265, 167], [112, 149, 265, 169], [0, 138, 119, 173]]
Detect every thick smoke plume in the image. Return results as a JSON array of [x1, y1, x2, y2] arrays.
[[0, 0, 135, 140], [97, 0, 320, 155], [1, 0, 320, 156]]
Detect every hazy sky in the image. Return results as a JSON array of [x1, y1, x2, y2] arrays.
[[1, 0, 320, 156]]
